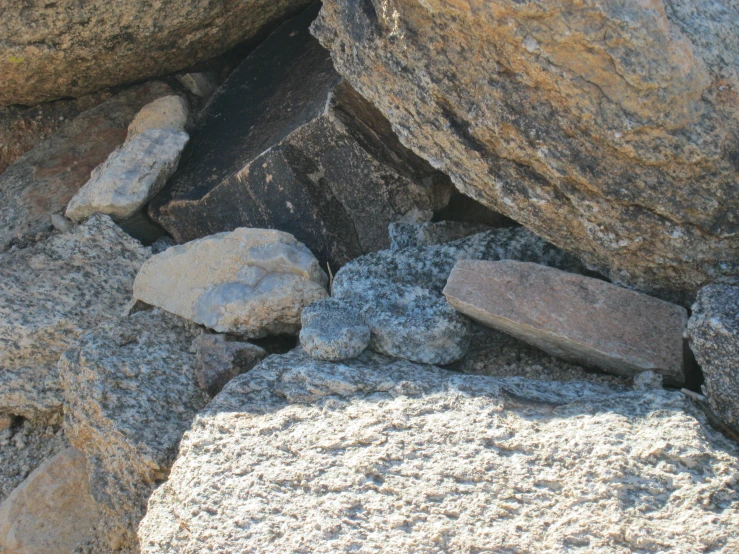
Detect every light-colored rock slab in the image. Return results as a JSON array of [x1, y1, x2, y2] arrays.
[[127, 96, 189, 139], [192, 334, 267, 396], [444, 260, 688, 383], [138, 348, 739, 553], [134, 228, 329, 337]]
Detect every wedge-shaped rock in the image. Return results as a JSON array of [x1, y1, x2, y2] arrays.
[[0, 215, 150, 421], [59, 309, 208, 548], [138, 348, 739, 553], [134, 228, 328, 337], [444, 260, 688, 383], [66, 128, 189, 222], [150, 5, 451, 268]]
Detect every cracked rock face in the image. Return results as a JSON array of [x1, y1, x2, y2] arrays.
[[139, 348, 739, 553], [312, 0, 739, 304]]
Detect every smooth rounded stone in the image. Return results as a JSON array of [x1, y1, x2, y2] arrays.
[[687, 284, 739, 433], [138, 348, 739, 553], [65, 128, 189, 222], [300, 299, 370, 361], [127, 96, 189, 139], [134, 228, 329, 337]]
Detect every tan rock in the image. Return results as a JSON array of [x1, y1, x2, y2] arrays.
[[127, 96, 189, 140], [0, 416, 11, 433], [0, 448, 103, 554], [443, 260, 688, 383]]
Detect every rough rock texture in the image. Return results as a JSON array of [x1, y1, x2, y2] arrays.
[[313, 1, 739, 303], [139, 348, 739, 553], [150, 5, 452, 268], [444, 260, 688, 383], [176, 73, 218, 100], [0, 215, 150, 421], [126, 96, 189, 140], [687, 284, 739, 434], [192, 334, 267, 397], [58, 309, 208, 547], [66, 128, 190, 222], [134, 228, 328, 337], [0, 448, 104, 554], [0, 81, 172, 251], [389, 221, 492, 250], [0, 0, 312, 106], [300, 299, 371, 361]]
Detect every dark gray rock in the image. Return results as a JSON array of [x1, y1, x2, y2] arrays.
[[389, 221, 493, 250], [300, 299, 370, 361], [149, 6, 451, 268], [192, 334, 267, 396]]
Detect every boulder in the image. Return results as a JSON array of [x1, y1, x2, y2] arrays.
[[149, 5, 452, 268], [0, 215, 150, 421], [444, 260, 688, 383], [58, 309, 208, 546], [126, 96, 189, 140], [138, 348, 739, 553], [65, 128, 190, 222], [192, 334, 268, 396], [687, 284, 739, 433], [0, 0, 313, 106], [300, 299, 371, 361], [133, 228, 328, 337], [0, 81, 172, 251], [312, 1, 739, 303]]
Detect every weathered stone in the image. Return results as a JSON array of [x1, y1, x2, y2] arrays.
[[687, 284, 739, 433], [0, 81, 172, 251], [389, 221, 492, 250], [138, 348, 739, 553], [176, 73, 219, 100], [0, 215, 150, 421], [65, 128, 189, 222], [0, 448, 104, 554], [126, 96, 189, 140], [134, 228, 328, 337], [313, 1, 739, 303], [150, 6, 452, 268], [0, 0, 313, 106], [58, 309, 208, 547], [300, 299, 371, 361], [444, 260, 688, 383], [192, 334, 267, 396]]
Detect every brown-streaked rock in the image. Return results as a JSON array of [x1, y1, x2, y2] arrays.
[[443, 260, 688, 383]]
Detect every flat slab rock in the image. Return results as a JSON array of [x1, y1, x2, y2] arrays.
[[0, 215, 151, 421], [139, 348, 739, 553], [444, 260, 688, 384]]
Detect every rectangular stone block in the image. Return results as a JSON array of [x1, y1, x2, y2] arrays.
[[443, 260, 688, 383]]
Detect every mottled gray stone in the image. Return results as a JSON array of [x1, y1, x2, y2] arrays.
[[389, 221, 492, 250], [0, 215, 150, 421], [139, 348, 739, 553], [687, 285, 739, 433], [300, 299, 371, 361], [192, 334, 267, 396]]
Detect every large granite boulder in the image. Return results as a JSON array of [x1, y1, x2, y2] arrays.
[[312, 1, 739, 303], [0, 0, 312, 106], [139, 348, 739, 553], [150, 5, 452, 268], [0, 215, 150, 421]]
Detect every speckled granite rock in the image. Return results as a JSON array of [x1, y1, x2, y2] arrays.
[[312, 1, 739, 303], [0, 215, 150, 421], [58, 309, 208, 548], [300, 299, 370, 361], [389, 221, 492, 250], [134, 228, 328, 337], [138, 348, 739, 553], [192, 334, 267, 396], [687, 284, 739, 434]]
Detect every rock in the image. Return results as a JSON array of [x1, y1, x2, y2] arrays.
[[150, 5, 452, 268], [312, 1, 739, 303], [300, 299, 371, 361], [65, 128, 190, 222], [0, 81, 172, 251], [389, 221, 493, 250], [126, 96, 189, 140], [138, 348, 739, 553], [687, 284, 739, 433], [49, 213, 76, 234], [192, 334, 267, 396], [115, 210, 171, 246], [176, 73, 219, 100], [58, 309, 208, 546], [0, 215, 150, 421], [444, 260, 688, 384], [133, 228, 328, 337], [633, 371, 664, 392], [0, 416, 11, 434], [0, 0, 313, 106], [0, 448, 104, 554]]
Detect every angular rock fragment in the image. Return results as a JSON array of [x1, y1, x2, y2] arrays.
[[300, 299, 370, 361], [0, 215, 150, 420], [66, 128, 190, 222], [58, 309, 208, 546], [138, 348, 739, 553], [134, 228, 328, 337], [0, 81, 173, 251], [192, 334, 267, 396], [126, 95, 189, 139], [150, 5, 452, 267], [444, 260, 688, 383]]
